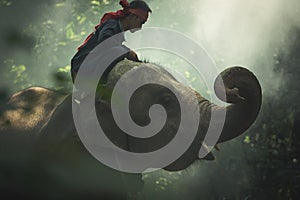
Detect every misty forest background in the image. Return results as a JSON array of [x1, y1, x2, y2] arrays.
[[1, 0, 300, 199]]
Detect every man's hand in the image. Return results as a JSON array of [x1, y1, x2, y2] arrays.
[[126, 50, 140, 62]]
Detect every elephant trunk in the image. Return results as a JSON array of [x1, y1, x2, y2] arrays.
[[212, 66, 262, 144], [164, 66, 262, 171]]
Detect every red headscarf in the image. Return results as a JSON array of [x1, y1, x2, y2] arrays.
[[77, 0, 149, 51]]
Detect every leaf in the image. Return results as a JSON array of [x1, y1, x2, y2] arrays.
[[90, 0, 100, 6], [57, 65, 71, 73], [185, 71, 190, 78], [77, 15, 87, 24], [66, 27, 76, 39], [244, 135, 251, 144]]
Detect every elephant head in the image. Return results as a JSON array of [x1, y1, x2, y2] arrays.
[[163, 66, 262, 171]]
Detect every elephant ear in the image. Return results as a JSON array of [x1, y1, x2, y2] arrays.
[[199, 141, 215, 160]]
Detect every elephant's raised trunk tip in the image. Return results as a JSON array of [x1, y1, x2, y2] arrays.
[[214, 66, 262, 143], [214, 66, 262, 104]]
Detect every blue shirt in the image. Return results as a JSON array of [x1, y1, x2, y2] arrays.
[[71, 19, 129, 79]]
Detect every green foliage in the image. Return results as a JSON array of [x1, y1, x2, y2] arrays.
[[0, 0, 117, 94]]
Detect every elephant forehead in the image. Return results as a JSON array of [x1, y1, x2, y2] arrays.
[[108, 61, 176, 83]]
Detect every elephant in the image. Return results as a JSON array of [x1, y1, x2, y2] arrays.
[[0, 59, 261, 199], [39, 59, 261, 169], [0, 86, 66, 133]]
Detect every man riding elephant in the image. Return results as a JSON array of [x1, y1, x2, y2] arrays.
[[71, 0, 152, 83]]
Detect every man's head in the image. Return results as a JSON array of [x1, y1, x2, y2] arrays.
[[121, 0, 152, 32]]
